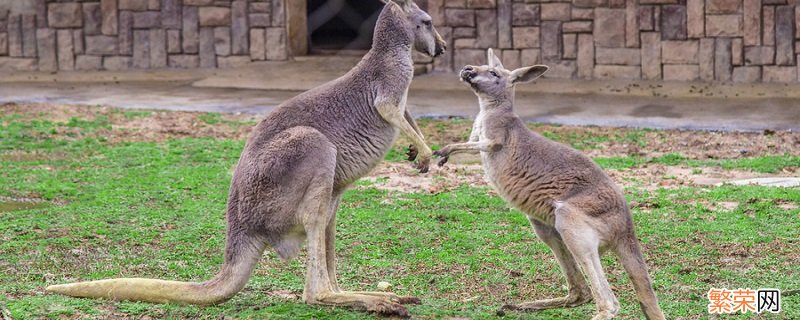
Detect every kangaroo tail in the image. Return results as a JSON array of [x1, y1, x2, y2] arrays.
[[615, 234, 666, 320], [46, 230, 266, 305]]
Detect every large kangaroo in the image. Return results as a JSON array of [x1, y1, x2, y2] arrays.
[[434, 49, 665, 320], [46, 0, 445, 316]]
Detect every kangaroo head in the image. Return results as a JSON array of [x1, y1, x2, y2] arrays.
[[460, 48, 548, 101], [383, 0, 446, 57]]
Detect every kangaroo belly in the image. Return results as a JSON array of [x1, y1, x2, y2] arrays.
[[482, 154, 557, 225], [333, 124, 399, 188]]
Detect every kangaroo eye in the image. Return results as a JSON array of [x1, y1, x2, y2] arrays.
[[489, 71, 499, 77], [422, 20, 432, 27]]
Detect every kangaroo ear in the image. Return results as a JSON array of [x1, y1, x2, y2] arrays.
[[387, 0, 413, 12], [510, 65, 549, 84], [487, 48, 504, 69]]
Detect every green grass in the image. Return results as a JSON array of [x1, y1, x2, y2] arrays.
[[1, 112, 798, 319]]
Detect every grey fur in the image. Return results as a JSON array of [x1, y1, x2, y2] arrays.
[[435, 49, 665, 320], [46, 1, 445, 317]]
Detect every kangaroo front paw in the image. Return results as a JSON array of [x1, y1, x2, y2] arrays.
[[406, 144, 418, 161], [415, 156, 430, 173], [393, 295, 421, 305], [432, 148, 450, 167]]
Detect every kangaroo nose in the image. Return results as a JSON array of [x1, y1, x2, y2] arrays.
[[434, 43, 446, 57]]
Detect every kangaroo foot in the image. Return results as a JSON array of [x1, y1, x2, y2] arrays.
[[308, 292, 410, 317], [500, 292, 592, 312], [343, 291, 421, 305]]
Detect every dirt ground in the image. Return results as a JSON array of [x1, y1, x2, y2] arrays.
[[2, 102, 798, 194]]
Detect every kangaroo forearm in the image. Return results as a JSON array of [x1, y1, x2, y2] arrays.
[[404, 110, 424, 139], [449, 141, 499, 153]]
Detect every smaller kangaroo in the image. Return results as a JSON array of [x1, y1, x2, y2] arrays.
[[434, 49, 665, 320]]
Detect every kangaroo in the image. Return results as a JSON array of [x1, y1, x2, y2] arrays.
[[434, 49, 665, 320], [46, 0, 445, 316]]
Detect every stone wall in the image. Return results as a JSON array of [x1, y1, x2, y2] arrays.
[[426, 0, 800, 83], [0, 0, 287, 71]]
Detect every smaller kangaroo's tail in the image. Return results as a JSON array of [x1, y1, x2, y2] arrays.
[[46, 232, 266, 305], [615, 234, 666, 320]]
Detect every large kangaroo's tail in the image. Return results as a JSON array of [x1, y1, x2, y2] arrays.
[[46, 229, 267, 305], [615, 234, 666, 320]]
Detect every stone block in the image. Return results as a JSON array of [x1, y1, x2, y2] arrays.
[[595, 47, 641, 65], [249, 2, 270, 13], [217, 55, 250, 68], [706, 15, 742, 37], [214, 27, 230, 56], [0, 57, 37, 71], [249, 13, 270, 27], [199, 7, 231, 26], [699, 38, 714, 80], [184, 0, 214, 5], [563, 21, 592, 33], [119, 0, 149, 11], [83, 3, 102, 36], [101, 0, 118, 35], [764, 6, 775, 46], [763, 66, 796, 82], [8, 15, 21, 57], [85, 35, 118, 55], [577, 34, 593, 79], [500, 49, 520, 69], [119, 11, 133, 55], [199, 27, 215, 67], [0, 11, 7, 33], [572, 8, 594, 20], [167, 29, 181, 53], [544, 60, 576, 79], [267, 27, 287, 60], [73, 30, 84, 54], [594, 65, 640, 79], [161, 0, 181, 28], [714, 38, 732, 81], [0, 33, 6, 56], [168, 54, 199, 68], [638, 6, 654, 31], [562, 33, 576, 59], [732, 66, 762, 82], [775, 5, 795, 65], [22, 15, 36, 57], [249, 28, 265, 60], [662, 40, 699, 64], [183, 6, 199, 53], [467, 0, 495, 8], [744, 46, 775, 65], [706, 0, 741, 14], [133, 30, 150, 68], [48, 3, 83, 28], [687, 0, 704, 38], [453, 27, 476, 38], [743, 0, 761, 46], [446, 9, 475, 27], [232, 0, 248, 55], [75, 55, 103, 70], [594, 9, 625, 47], [475, 9, 497, 47], [56, 30, 74, 71], [149, 0, 160, 10], [641, 32, 662, 79], [150, 29, 167, 68], [660, 5, 687, 40], [497, 0, 512, 48], [541, 3, 570, 21], [133, 12, 161, 29], [455, 38, 476, 48], [454, 49, 484, 71], [573, 0, 608, 7], [33, 0, 46, 27], [521, 48, 540, 66], [272, 0, 285, 26], [731, 38, 742, 66], [36, 29, 56, 72], [541, 21, 561, 62], [512, 27, 539, 48], [625, 0, 639, 47], [663, 64, 699, 81], [104, 56, 132, 70], [512, 3, 539, 26]]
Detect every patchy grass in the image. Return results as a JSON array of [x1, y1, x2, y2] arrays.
[[1, 105, 799, 319]]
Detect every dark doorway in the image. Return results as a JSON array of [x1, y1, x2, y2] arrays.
[[307, 0, 384, 53]]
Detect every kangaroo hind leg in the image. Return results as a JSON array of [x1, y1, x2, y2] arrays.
[[502, 219, 592, 312]]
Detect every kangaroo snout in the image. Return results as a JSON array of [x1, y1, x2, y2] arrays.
[[434, 33, 447, 57], [460, 66, 476, 82]]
